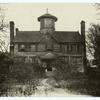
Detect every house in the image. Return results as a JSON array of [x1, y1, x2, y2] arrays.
[[9, 12, 86, 73]]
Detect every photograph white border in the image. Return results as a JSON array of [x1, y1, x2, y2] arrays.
[[0, 0, 100, 100]]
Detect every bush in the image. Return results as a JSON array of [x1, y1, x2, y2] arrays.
[[51, 58, 86, 80], [0, 52, 13, 83], [32, 63, 45, 78], [10, 62, 45, 83], [52, 59, 71, 80]]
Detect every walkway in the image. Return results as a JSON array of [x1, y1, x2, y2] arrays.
[[31, 71, 90, 96]]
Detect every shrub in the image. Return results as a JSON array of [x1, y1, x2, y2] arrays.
[[0, 52, 13, 83], [10, 62, 45, 83], [52, 59, 71, 80], [32, 63, 45, 78]]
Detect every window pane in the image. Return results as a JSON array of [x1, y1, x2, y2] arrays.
[[62, 44, 67, 53], [18, 44, 25, 52], [31, 45, 36, 52], [53, 44, 60, 52], [68, 45, 72, 51], [72, 45, 76, 51], [26, 45, 31, 52]]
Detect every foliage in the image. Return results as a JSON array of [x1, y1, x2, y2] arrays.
[[10, 62, 45, 83], [0, 52, 13, 83], [86, 24, 100, 79], [0, 7, 9, 52], [87, 24, 100, 65], [51, 59, 71, 80], [0, 57, 46, 96]]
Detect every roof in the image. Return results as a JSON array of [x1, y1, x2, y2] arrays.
[[38, 13, 57, 21], [13, 31, 82, 43], [14, 31, 43, 43], [53, 31, 81, 43], [41, 52, 56, 60]]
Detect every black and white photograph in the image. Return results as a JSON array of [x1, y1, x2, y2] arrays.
[[0, 3, 100, 97]]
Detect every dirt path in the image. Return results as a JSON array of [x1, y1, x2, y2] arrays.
[[31, 77, 90, 96]]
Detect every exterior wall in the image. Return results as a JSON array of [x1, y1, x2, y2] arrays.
[[60, 43, 84, 55], [53, 43, 60, 52], [10, 14, 86, 74], [70, 56, 84, 72], [37, 44, 46, 52], [14, 43, 84, 55], [13, 42, 84, 73], [14, 44, 18, 55], [59, 55, 84, 73]]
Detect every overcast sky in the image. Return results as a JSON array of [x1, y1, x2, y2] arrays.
[[0, 3, 99, 33]]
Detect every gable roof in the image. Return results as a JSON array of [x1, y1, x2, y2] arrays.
[[13, 31, 82, 43], [13, 31, 42, 43], [53, 31, 82, 43]]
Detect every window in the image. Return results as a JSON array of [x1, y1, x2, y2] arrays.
[[31, 45, 36, 52], [61, 44, 67, 53], [72, 44, 77, 52], [18, 44, 25, 52], [77, 44, 82, 53], [77, 44, 79, 52], [53, 44, 60, 52], [44, 18, 54, 28], [18, 44, 31, 52], [41, 19, 45, 29], [67, 45, 72, 51], [37, 44, 45, 51], [26, 45, 31, 52]]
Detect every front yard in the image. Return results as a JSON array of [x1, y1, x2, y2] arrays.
[[0, 59, 100, 97], [0, 73, 100, 96]]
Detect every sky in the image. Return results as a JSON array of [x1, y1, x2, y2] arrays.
[[0, 3, 99, 33], [0, 3, 99, 52]]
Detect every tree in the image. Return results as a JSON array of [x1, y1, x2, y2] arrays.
[[0, 7, 9, 52], [87, 24, 100, 67], [0, 7, 11, 83]]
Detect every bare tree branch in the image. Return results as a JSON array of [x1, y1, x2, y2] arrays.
[[0, 7, 9, 52]]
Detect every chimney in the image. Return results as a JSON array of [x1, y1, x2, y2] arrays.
[[10, 21, 15, 45], [80, 20, 86, 72], [10, 21, 14, 55], [16, 28, 19, 36], [81, 20, 85, 42]]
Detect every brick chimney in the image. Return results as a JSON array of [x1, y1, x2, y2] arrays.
[[10, 21, 14, 44], [81, 21, 85, 42], [80, 20, 86, 72], [16, 28, 19, 36], [10, 21, 15, 55]]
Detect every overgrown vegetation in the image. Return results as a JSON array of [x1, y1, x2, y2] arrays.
[[86, 24, 100, 79], [51, 59, 85, 81], [0, 52, 46, 96], [0, 52, 13, 82], [10, 62, 45, 83]]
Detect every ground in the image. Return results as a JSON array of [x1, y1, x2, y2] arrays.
[[0, 68, 100, 96], [33, 77, 90, 96]]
